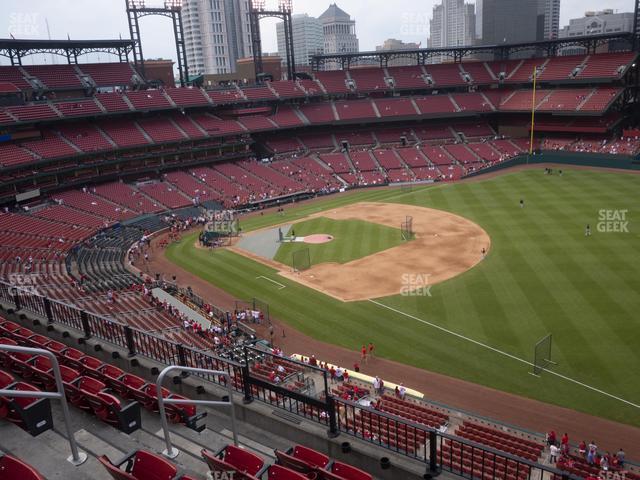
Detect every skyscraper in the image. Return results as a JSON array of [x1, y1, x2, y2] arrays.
[[428, 0, 476, 62], [182, 0, 253, 75], [476, 0, 538, 45], [319, 3, 359, 57], [538, 0, 561, 40], [276, 14, 324, 70]]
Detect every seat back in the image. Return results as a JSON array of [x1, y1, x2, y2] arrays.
[[130, 450, 178, 480], [266, 464, 309, 479], [293, 445, 330, 469], [80, 356, 104, 375], [223, 444, 265, 475], [327, 461, 372, 480], [60, 365, 81, 383], [78, 376, 106, 395], [0, 370, 14, 388], [0, 454, 46, 479], [6, 382, 39, 408], [275, 450, 313, 474], [98, 455, 137, 480], [25, 334, 50, 348], [101, 364, 125, 380], [32, 356, 52, 373]]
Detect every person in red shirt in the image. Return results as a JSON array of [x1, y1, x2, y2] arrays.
[[329, 367, 336, 383], [268, 371, 276, 382], [561, 433, 569, 454], [343, 370, 349, 382], [360, 345, 367, 363], [368, 342, 375, 358], [578, 440, 587, 457], [353, 362, 360, 372]]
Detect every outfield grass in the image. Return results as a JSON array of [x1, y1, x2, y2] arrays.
[[166, 169, 640, 426], [273, 217, 404, 267]]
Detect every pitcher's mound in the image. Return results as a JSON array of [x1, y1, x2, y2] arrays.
[[304, 234, 334, 244]]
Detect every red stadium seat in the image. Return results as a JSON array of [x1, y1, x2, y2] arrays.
[[0, 453, 46, 480], [1, 381, 53, 436], [275, 445, 330, 474], [319, 461, 373, 480], [263, 464, 309, 479], [201, 445, 264, 478], [98, 450, 178, 480]]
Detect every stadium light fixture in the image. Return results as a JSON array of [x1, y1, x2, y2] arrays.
[[128, 0, 146, 8], [251, 0, 266, 11], [279, 0, 293, 12], [164, 0, 182, 9]]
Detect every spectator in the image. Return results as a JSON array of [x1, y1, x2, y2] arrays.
[[600, 454, 609, 471], [578, 440, 587, 457], [373, 376, 380, 393], [335, 367, 344, 382], [394, 386, 400, 398], [616, 448, 625, 467], [353, 362, 360, 373], [343, 370, 349, 382], [561, 433, 569, 454], [398, 383, 406, 399], [587, 441, 597, 465], [547, 430, 557, 446], [550, 444, 560, 463]]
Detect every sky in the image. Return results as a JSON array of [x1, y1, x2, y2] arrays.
[[0, 0, 636, 66]]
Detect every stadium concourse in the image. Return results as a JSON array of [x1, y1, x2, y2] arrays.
[[1, 43, 640, 479]]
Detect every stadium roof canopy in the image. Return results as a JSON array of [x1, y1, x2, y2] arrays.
[[0, 38, 135, 65], [310, 32, 637, 70]]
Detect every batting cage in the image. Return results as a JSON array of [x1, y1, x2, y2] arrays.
[[401, 215, 414, 241], [531, 333, 556, 376], [292, 248, 311, 272]]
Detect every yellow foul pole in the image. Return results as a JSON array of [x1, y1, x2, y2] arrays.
[[529, 66, 537, 155]]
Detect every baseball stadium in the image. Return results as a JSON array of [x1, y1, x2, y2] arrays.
[[0, 1, 639, 479]]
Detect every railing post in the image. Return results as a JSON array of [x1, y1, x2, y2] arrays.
[[43, 297, 54, 324], [12, 289, 21, 311], [124, 325, 137, 357], [176, 344, 187, 368], [429, 430, 439, 475], [242, 346, 253, 404], [327, 395, 339, 438], [80, 311, 92, 339]]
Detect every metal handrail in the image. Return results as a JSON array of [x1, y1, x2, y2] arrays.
[[155, 365, 238, 459], [0, 344, 88, 466]]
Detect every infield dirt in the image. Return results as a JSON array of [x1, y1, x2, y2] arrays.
[[229, 202, 490, 301]]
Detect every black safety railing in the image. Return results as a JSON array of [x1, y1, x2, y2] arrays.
[[0, 280, 581, 479]]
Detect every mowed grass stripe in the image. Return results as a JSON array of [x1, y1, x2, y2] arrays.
[[167, 169, 640, 426]]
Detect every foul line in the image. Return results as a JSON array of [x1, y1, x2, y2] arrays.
[[256, 276, 286, 290], [368, 299, 640, 410]]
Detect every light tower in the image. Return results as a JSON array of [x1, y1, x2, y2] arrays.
[[125, 0, 190, 86], [249, 0, 296, 83]]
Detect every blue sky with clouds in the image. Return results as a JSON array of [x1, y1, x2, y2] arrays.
[[0, 0, 635, 65]]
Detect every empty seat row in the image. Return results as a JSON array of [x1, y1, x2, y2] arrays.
[[0, 319, 202, 429]]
